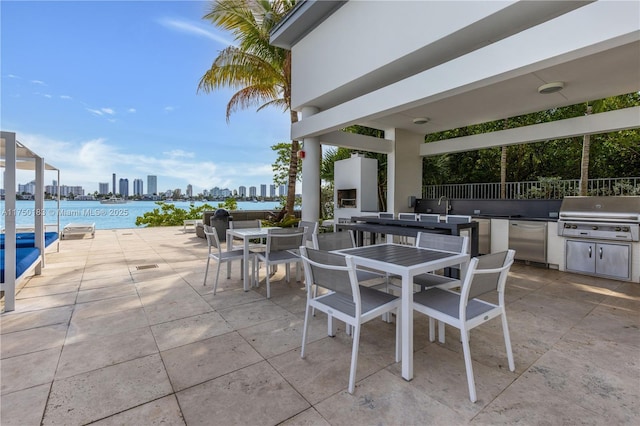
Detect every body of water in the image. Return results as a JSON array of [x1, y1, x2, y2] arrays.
[[1, 200, 283, 230]]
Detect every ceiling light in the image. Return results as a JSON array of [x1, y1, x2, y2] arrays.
[[412, 117, 430, 125], [538, 81, 564, 94]]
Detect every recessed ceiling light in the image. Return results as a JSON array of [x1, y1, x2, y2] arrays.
[[538, 81, 564, 94], [412, 117, 430, 124]]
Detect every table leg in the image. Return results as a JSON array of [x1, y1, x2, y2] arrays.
[[226, 231, 232, 279], [401, 270, 413, 381], [243, 238, 250, 291]]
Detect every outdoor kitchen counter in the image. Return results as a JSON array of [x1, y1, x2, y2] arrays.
[[338, 216, 479, 257]]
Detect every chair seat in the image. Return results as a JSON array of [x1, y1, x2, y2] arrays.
[[216, 249, 246, 261], [413, 287, 495, 320], [355, 269, 385, 282], [316, 286, 398, 317], [257, 250, 299, 263], [414, 273, 460, 289]]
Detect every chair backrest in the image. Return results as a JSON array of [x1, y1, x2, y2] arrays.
[[229, 219, 261, 229], [312, 230, 356, 251], [378, 212, 394, 219], [461, 250, 515, 304], [299, 246, 359, 303], [398, 213, 417, 221], [203, 225, 222, 254], [418, 214, 440, 223], [445, 215, 472, 224], [416, 232, 469, 254], [298, 220, 319, 245], [266, 228, 305, 253]]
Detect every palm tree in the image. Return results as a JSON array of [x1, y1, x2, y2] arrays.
[[198, 0, 299, 215]]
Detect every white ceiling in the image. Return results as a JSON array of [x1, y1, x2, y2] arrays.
[[364, 39, 640, 135]]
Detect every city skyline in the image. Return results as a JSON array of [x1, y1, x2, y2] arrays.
[[14, 173, 290, 199]]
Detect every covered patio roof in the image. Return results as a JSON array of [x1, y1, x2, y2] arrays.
[[272, 0, 640, 145]]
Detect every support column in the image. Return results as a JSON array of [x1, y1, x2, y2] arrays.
[[35, 155, 44, 271], [301, 106, 321, 223], [2, 131, 17, 312], [384, 128, 423, 215]]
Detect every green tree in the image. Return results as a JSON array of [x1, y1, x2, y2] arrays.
[[198, 0, 299, 216]]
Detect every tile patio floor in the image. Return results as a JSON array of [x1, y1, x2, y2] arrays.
[[1, 226, 638, 425]]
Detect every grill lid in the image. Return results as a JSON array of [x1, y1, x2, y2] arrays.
[[559, 196, 640, 223]]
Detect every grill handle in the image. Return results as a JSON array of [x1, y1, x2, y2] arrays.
[[589, 246, 592, 258], [599, 246, 603, 259], [559, 212, 640, 222]]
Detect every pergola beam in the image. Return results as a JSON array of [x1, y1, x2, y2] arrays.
[[420, 106, 640, 156]]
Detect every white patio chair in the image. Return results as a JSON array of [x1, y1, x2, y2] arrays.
[[445, 215, 472, 223], [312, 231, 387, 283], [254, 228, 305, 298], [377, 212, 394, 243], [413, 249, 516, 402], [418, 213, 440, 223], [298, 220, 319, 247], [299, 246, 401, 394], [413, 233, 469, 291], [397, 213, 417, 244], [203, 225, 250, 295]]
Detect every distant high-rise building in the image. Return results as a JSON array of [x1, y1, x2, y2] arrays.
[[186, 184, 193, 197], [249, 186, 257, 197], [18, 180, 36, 195], [260, 184, 267, 198], [119, 178, 129, 198], [112, 173, 116, 195], [270, 184, 276, 197], [133, 179, 144, 196], [147, 175, 157, 195], [98, 182, 109, 194], [238, 186, 246, 197], [279, 184, 287, 196]]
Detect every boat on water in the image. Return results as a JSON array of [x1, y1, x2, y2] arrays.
[[100, 196, 127, 204]]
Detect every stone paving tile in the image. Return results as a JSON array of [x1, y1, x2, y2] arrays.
[[217, 298, 294, 330], [0, 323, 67, 359], [16, 282, 80, 299], [42, 354, 173, 425], [56, 326, 158, 379], [0, 383, 50, 426], [150, 311, 233, 351], [176, 361, 309, 426], [91, 395, 186, 425], [66, 306, 149, 344], [1, 347, 61, 395], [0, 305, 73, 334], [161, 332, 263, 392]]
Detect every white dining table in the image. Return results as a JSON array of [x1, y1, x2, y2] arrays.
[[226, 227, 280, 291], [336, 243, 469, 381]]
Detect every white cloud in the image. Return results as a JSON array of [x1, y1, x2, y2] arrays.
[[164, 106, 175, 113], [86, 108, 103, 116], [7, 74, 21, 79], [43, 94, 52, 99], [157, 17, 233, 46], [101, 108, 115, 115], [31, 79, 46, 85], [60, 95, 72, 100], [8, 131, 275, 193], [127, 108, 136, 113], [163, 149, 195, 159]]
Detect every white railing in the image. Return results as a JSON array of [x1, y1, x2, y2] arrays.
[[423, 177, 640, 200]]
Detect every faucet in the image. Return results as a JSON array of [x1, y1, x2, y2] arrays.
[[438, 196, 451, 213]]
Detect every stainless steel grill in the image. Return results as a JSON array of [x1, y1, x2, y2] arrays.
[[558, 196, 639, 282], [558, 196, 640, 242]]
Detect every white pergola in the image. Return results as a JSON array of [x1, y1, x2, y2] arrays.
[[271, 0, 640, 221], [1, 131, 60, 312]]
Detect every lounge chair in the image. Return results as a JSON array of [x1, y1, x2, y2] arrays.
[[62, 223, 95, 239]]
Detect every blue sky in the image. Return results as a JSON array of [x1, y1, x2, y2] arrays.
[[1, 0, 292, 195]]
